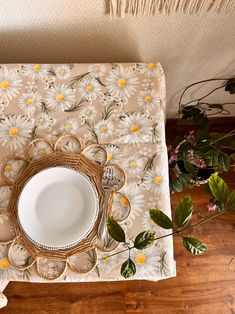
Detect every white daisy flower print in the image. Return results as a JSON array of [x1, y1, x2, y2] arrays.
[[155, 144, 167, 158], [0, 115, 34, 150], [47, 84, 75, 111], [78, 79, 101, 102], [88, 64, 106, 78], [36, 113, 54, 129], [81, 105, 97, 121], [130, 246, 159, 277], [0, 186, 11, 210], [59, 118, 78, 135], [0, 67, 22, 101], [19, 92, 42, 115], [104, 144, 121, 164], [123, 156, 143, 175], [94, 120, 113, 139], [118, 112, 151, 144], [0, 245, 19, 281], [106, 66, 138, 99], [55, 65, 70, 80], [2, 159, 25, 181], [31, 141, 53, 159], [23, 64, 49, 80], [144, 167, 168, 193], [144, 63, 161, 77], [137, 89, 161, 110], [113, 183, 145, 222], [97, 252, 119, 274]]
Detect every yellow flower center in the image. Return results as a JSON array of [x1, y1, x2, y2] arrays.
[[130, 124, 140, 134], [102, 256, 109, 263], [117, 79, 126, 88], [65, 124, 72, 131], [56, 93, 65, 102], [148, 63, 156, 70], [33, 64, 41, 72], [85, 85, 93, 92], [144, 95, 152, 103], [60, 69, 65, 75], [9, 127, 19, 137], [120, 196, 129, 207], [94, 67, 100, 73], [0, 80, 10, 89], [154, 176, 162, 185], [5, 165, 11, 171], [38, 149, 45, 156], [129, 161, 137, 168], [101, 126, 107, 133], [107, 152, 113, 161], [26, 98, 33, 105], [0, 258, 10, 269], [39, 118, 45, 124], [135, 253, 147, 266], [86, 110, 92, 116]]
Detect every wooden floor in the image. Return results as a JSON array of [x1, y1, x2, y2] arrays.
[[2, 120, 235, 314]]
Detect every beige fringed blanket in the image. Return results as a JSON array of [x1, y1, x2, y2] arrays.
[[108, 0, 235, 17]]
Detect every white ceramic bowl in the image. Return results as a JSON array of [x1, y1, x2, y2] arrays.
[[17, 167, 99, 249]]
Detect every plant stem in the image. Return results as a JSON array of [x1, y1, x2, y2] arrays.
[[198, 129, 235, 149], [178, 78, 231, 111], [101, 210, 231, 260]]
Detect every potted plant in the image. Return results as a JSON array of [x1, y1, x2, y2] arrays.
[[168, 78, 235, 192]]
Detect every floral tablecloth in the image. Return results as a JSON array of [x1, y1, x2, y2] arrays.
[[0, 63, 175, 302]]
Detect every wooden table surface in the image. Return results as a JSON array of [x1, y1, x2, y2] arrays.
[[2, 119, 235, 314]]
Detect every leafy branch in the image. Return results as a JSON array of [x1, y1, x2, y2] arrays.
[[104, 174, 235, 278], [64, 99, 86, 112], [69, 72, 90, 88], [102, 102, 118, 120], [84, 120, 99, 143], [41, 102, 50, 114]]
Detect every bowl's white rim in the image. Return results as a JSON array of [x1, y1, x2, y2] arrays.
[[17, 166, 100, 250]]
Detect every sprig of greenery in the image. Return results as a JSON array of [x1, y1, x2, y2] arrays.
[[69, 72, 90, 88], [64, 99, 86, 112], [84, 120, 99, 143], [104, 174, 235, 279]]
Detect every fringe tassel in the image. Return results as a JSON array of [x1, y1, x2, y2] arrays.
[[108, 0, 235, 17]]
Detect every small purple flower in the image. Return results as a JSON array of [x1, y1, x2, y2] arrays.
[[207, 203, 217, 211], [169, 149, 178, 164], [186, 130, 195, 145]]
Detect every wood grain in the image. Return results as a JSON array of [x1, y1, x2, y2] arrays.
[[2, 119, 235, 314]]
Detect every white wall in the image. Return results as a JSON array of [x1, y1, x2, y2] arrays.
[[0, 0, 234, 116]]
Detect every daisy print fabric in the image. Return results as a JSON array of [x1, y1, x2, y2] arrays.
[[0, 63, 175, 284]]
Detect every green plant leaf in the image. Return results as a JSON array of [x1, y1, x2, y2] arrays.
[[231, 153, 235, 161], [184, 161, 196, 174], [174, 195, 193, 227], [208, 174, 229, 204], [228, 190, 235, 209], [214, 200, 225, 212], [218, 154, 230, 172], [204, 150, 219, 167], [183, 237, 207, 255], [149, 208, 173, 229], [170, 180, 183, 193], [134, 231, 156, 250], [178, 173, 194, 188], [182, 106, 207, 126], [107, 216, 125, 243], [121, 259, 136, 278], [204, 182, 213, 197]]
